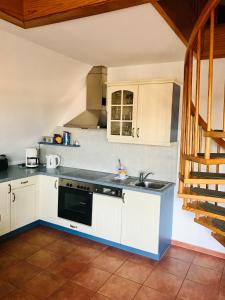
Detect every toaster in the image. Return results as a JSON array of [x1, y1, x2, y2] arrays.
[[0, 155, 8, 171]]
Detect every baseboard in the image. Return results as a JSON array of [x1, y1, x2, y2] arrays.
[[40, 220, 162, 260], [172, 240, 225, 259]]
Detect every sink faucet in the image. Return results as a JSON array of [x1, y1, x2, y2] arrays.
[[139, 171, 154, 182]]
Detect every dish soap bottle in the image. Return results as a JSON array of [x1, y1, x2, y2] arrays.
[[118, 159, 127, 180]]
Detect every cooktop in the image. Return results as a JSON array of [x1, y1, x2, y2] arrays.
[[61, 169, 109, 181]]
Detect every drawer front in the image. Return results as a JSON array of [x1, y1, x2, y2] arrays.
[[11, 176, 37, 190]]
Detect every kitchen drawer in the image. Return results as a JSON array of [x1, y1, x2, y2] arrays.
[[11, 176, 37, 190], [57, 217, 94, 235]]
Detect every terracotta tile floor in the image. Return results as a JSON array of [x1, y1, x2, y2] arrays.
[[0, 225, 224, 300]]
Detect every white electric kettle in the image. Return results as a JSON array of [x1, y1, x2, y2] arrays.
[[46, 155, 61, 169]]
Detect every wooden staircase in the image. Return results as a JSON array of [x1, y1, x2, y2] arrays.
[[179, 0, 225, 247]]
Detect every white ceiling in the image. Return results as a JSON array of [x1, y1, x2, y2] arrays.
[[0, 3, 186, 67]]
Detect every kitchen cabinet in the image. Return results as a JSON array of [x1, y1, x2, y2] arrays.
[[11, 178, 37, 231], [39, 175, 58, 224], [107, 85, 138, 142], [121, 189, 160, 254], [92, 193, 122, 243], [107, 81, 180, 146], [0, 182, 11, 236]]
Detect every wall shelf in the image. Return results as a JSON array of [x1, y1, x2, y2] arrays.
[[38, 142, 80, 148]]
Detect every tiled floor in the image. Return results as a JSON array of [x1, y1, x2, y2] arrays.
[[0, 226, 224, 300]]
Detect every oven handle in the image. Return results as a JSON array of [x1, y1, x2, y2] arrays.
[[93, 192, 122, 200]]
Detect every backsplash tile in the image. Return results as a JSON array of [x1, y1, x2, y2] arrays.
[[40, 127, 178, 182]]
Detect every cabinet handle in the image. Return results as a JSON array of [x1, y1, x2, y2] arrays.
[[8, 184, 11, 194], [137, 128, 140, 138], [0, 214, 1, 222], [70, 224, 77, 229], [54, 180, 58, 189], [122, 193, 125, 203], [132, 128, 135, 138], [21, 180, 28, 185], [12, 193, 16, 203]]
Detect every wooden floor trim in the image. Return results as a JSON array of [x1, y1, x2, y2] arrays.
[[171, 240, 225, 259]]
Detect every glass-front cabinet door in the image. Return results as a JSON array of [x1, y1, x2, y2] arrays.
[[107, 85, 138, 142]]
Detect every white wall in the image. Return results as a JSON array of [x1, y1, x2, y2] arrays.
[[0, 29, 91, 164]]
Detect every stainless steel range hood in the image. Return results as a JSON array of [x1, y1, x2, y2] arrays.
[[64, 66, 107, 129]]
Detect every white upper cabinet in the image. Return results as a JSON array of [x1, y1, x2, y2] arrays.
[[107, 81, 180, 146], [107, 85, 138, 142], [0, 182, 11, 236]]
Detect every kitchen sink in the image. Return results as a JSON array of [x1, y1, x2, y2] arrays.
[[135, 181, 167, 190]]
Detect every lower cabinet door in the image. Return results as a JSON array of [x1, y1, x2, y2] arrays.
[[121, 189, 160, 254], [39, 176, 58, 224], [92, 193, 122, 243], [11, 184, 37, 231], [0, 182, 11, 236]]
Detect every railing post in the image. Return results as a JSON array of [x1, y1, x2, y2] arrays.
[[184, 50, 193, 179], [205, 9, 215, 159], [194, 30, 201, 157], [179, 61, 189, 193]]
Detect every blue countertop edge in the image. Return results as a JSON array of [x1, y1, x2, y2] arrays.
[[0, 165, 175, 196]]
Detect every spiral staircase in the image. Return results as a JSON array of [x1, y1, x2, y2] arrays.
[[178, 0, 225, 247]]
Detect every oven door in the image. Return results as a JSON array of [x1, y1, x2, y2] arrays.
[[58, 186, 93, 226]]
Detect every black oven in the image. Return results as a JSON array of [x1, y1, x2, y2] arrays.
[[58, 179, 94, 226]]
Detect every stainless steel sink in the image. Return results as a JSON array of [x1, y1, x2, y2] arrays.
[[135, 181, 166, 190]]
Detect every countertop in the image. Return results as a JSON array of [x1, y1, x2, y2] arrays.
[[0, 165, 175, 195]]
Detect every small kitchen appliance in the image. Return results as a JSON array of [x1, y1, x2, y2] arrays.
[[26, 148, 39, 168], [0, 155, 8, 171], [46, 155, 61, 169]]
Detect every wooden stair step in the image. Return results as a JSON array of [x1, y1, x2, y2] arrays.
[[184, 201, 225, 221], [190, 171, 225, 179], [195, 217, 225, 237], [212, 219, 225, 232], [184, 155, 225, 165], [183, 201, 225, 221], [204, 130, 225, 138], [183, 171, 225, 185], [212, 233, 225, 247], [178, 188, 225, 204], [198, 153, 225, 158], [191, 187, 225, 199]]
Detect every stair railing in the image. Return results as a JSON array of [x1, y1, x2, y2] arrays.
[[179, 0, 225, 195]]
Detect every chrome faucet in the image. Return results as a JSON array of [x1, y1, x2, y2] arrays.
[[139, 171, 154, 183]]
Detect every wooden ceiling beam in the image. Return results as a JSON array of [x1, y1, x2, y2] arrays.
[[0, 0, 150, 28], [150, 1, 209, 46], [150, 0, 188, 46], [202, 23, 225, 59], [0, 0, 23, 20]]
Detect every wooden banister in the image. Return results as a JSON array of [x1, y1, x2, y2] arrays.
[[185, 0, 220, 61], [191, 103, 225, 149], [205, 10, 215, 159], [194, 30, 201, 157]]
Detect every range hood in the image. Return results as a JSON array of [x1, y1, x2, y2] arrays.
[[64, 66, 107, 129]]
